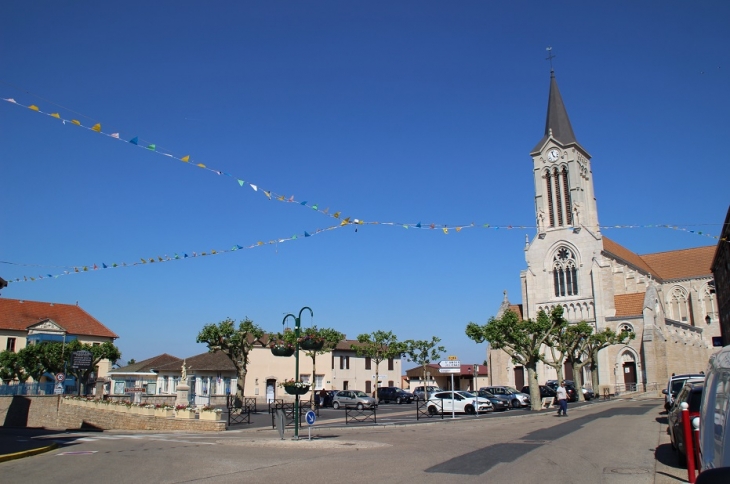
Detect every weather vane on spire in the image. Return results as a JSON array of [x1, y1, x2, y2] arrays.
[[546, 46, 555, 73]]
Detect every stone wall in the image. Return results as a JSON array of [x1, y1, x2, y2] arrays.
[[1, 396, 225, 431]]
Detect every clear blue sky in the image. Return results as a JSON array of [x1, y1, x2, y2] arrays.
[[2, 2, 728, 369]]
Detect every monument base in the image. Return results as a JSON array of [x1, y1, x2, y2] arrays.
[[176, 384, 190, 407]]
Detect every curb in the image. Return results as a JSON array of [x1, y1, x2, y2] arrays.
[[0, 442, 59, 463]]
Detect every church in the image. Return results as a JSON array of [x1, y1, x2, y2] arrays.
[[488, 71, 720, 393]]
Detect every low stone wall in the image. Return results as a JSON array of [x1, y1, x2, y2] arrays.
[[1, 396, 225, 431], [106, 395, 176, 406]]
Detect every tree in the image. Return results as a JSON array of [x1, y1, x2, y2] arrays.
[[542, 306, 570, 384], [300, 326, 345, 408], [127, 359, 136, 366], [563, 321, 595, 401], [585, 327, 635, 393], [196, 317, 264, 403], [403, 337, 445, 400], [0, 351, 27, 383], [466, 308, 563, 411], [63, 340, 122, 395], [351, 331, 405, 397], [17, 343, 56, 382]]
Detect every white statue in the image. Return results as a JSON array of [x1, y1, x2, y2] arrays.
[[181, 359, 187, 381]]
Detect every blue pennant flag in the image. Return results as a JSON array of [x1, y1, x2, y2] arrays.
[[130, 136, 138, 145]]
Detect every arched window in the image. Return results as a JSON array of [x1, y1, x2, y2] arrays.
[[619, 323, 634, 334], [553, 246, 579, 297], [545, 170, 555, 227], [702, 284, 717, 323], [668, 286, 689, 322]]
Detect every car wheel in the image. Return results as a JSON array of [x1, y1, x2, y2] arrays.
[[511, 399, 521, 408], [396, 397, 402, 404], [357, 403, 364, 410], [428, 405, 438, 415], [465, 404, 475, 415], [333, 401, 340, 409]]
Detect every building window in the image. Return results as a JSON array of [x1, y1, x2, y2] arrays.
[[554, 168, 564, 226], [562, 167, 572, 225], [342, 381, 349, 391], [6, 337, 16, 352], [365, 357, 371, 370], [301, 374, 310, 385], [619, 323, 634, 334], [702, 284, 718, 323], [340, 355, 349, 370], [545, 170, 555, 227], [553, 246, 579, 297], [314, 374, 324, 390], [668, 286, 689, 322], [388, 380, 394, 387], [366, 380, 372, 394], [388, 358, 394, 371]]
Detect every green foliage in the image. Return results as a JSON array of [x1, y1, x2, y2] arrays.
[[403, 337, 445, 397], [196, 317, 264, 399], [0, 351, 25, 382], [352, 331, 405, 395], [301, 326, 344, 356]]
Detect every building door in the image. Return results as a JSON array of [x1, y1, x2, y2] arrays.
[[564, 361, 573, 382], [266, 379, 275, 403], [622, 362, 637, 390], [514, 366, 525, 390]]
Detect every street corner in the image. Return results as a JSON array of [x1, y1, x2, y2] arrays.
[[0, 442, 59, 463]]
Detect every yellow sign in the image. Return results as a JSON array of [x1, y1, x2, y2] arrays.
[[448, 355, 458, 361]]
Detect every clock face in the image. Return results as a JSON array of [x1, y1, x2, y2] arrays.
[[547, 149, 560, 162]]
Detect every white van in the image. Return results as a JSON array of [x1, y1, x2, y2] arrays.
[[698, 346, 730, 471]]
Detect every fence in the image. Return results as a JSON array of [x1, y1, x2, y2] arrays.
[[0, 382, 72, 396], [614, 382, 660, 395]]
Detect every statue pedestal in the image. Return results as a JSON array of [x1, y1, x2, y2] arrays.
[[176, 384, 190, 407]]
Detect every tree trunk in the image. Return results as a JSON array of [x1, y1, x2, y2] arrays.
[[526, 363, 541, 411], [572, 365, 585, 401], [236, 366, 246, 404], [590, 359, 599, 396]]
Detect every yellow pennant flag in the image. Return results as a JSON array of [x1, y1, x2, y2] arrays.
[[442, 228, 448, 234], [181, 155, 190, 162], [456, 227, 462, 232], [29, 105, 39, 111], [71, 120, 81, 126], [197, 163, 206, 168], [50, 113, 60, 119], [257, 241, 264, 246], [333, 212, 341, 219], [91, 123, 101, 132], [277, 195, 285, 201]]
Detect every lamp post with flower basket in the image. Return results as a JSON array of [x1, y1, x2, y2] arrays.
[[280, 306, 313, 440]]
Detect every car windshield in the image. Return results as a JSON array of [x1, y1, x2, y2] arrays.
[[671, 380, 688, 395], [480, 391, 495, 398], [504, 387, 519, 394], [352, 391, 368, 397]]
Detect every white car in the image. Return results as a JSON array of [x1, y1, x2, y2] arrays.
[[427, 391, 493, 415]]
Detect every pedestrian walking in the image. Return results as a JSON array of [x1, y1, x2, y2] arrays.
[[319, 388, 327, 408], [556, 381, 568, 416]]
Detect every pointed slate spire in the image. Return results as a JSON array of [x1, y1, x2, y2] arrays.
[[531, 72, 580, 153]]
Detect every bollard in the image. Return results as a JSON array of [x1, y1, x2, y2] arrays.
[[692, 417, 701, 473], [680, 402, 696, 483]]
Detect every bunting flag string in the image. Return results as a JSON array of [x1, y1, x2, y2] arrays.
[[2, 223, 725, 284], [2, 97, 727, 245]]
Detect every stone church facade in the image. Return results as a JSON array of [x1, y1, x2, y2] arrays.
[[489, 72, 720, 392]]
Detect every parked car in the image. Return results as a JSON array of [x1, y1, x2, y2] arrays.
[[699, 346, 730, 471], [563, 380, 594, 400], [377, 387, 414, 404], [331, 390, 378, 410], [412, 386, 442, 400], [546, 380, 579, 402], [475, 390, 510, 411], [522, 385, 558, 404], [319, 390, 337, 408], [663, 373, 705, 412], [427, 391, 493, 415], [668, 379, 704, 466], [481, 386, 530, 408]]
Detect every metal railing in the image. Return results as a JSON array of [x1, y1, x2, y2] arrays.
[[0, 382, 68, 396], [270, 402, 311, 428], [345, 405, 377, 424], [416, 396, 444, 420]]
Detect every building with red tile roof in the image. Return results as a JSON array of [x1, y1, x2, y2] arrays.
[[488, 72, 720, 394]]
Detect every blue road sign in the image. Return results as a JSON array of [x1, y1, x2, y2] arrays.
[[305, 410, 316, 425]]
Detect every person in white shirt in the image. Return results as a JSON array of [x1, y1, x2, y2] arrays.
[[556, 381, 568, 416]]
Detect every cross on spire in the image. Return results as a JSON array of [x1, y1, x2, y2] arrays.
[[546, 46, 556, 74]]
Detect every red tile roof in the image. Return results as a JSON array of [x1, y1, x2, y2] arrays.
[[507, 304, 524, 320], [614, 293, 645, 317], [157, 351, 236, 372], [603, 237, 715, 282], [0, 298, 118, 338]]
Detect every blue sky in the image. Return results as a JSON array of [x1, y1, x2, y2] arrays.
[[1, 2, 728, 370]]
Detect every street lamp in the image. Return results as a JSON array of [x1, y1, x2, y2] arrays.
[[282, 306, 313, 440]]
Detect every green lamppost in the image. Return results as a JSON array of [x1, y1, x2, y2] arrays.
[[282, 306, 313, 440]]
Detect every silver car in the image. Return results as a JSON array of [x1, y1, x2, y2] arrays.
[[332, 390, 378, 410]]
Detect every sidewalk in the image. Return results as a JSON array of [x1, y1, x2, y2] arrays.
[[0, 428, 63, 463]]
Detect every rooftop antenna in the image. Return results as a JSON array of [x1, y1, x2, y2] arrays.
[[546, 46, 556, 74]]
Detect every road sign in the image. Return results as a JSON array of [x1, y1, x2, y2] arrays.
[[447, 355, 458, 361], [305, 410, 316, 425], [54, 382, 64, 395], [438, 368, 460, 374], [439, 360, 460, 368], [56, 372, 66, 382]]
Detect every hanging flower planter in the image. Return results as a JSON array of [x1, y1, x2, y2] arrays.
[[284, 385, 310, 395], [299, 338, 324, 351], [271, 345, 295, 357]]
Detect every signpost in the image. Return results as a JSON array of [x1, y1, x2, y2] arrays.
[[71, 350, 93, 369], [439, 359, 461, 418], [305, 410, 316, 441]]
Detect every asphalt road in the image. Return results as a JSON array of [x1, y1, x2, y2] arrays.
[[0, 397, 665, 484]]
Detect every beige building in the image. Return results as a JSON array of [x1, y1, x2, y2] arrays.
[[489, 72, 720, 392], [108, 339, 403, 405], [0, 298, 119, 382]]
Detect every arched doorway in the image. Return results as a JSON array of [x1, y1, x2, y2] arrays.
[[621, 352, 637, 391]]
